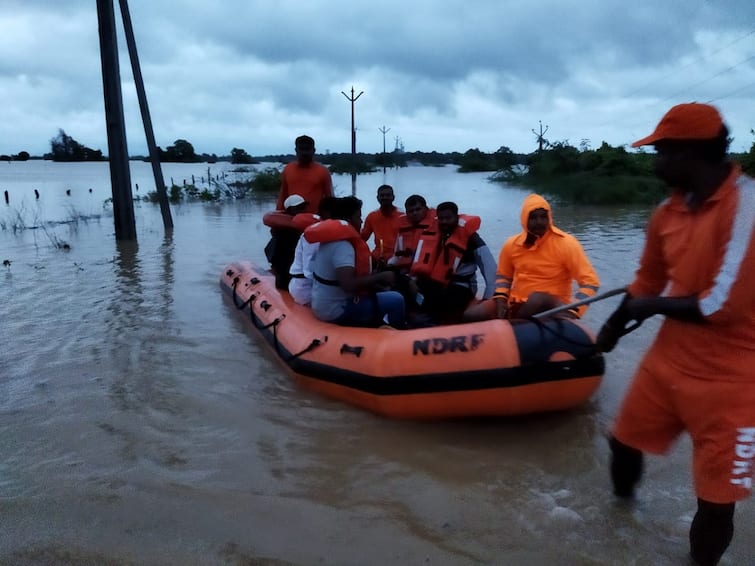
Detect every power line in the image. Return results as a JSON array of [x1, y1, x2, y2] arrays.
[[706, 80, 755, 103], [592, 52, 755, 136], [619, 28, 755, 100], [656, 54, 755, 105]]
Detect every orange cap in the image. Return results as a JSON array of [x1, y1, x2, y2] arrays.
[[631, 103, 724, 147]]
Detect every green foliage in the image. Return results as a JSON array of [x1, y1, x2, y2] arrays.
[[159, 139, 200, 163], [250, 167, 282, 192], [457, 148, 498, 172], [48, 129, 105, 162], [230, 147, 256, 164], [505, 141, 667, 205], [737, 132, 755, 176], [322, 153, 377, 174]]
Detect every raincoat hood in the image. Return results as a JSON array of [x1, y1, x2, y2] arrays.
[[517, 194, 566, 241]]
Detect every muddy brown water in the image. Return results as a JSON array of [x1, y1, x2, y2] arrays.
[[1, 162, 751, 565]]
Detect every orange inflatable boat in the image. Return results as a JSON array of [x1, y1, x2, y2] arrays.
[[220, 261, 605, 419]]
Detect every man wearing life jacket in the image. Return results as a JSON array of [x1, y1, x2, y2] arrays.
[[276, 135, 333, 214], [288, 197, 336, 306], [388, 194, 436, 272], [492, 194, 600, 319], [596, 103, 755, 566], [409, 201, 496, 324], [360, 184, 403, 268], [263, 194, 312, 290], [305, 196, 406, 328]]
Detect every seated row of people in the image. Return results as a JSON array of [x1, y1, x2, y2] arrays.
[[263, 188, 600, 328]]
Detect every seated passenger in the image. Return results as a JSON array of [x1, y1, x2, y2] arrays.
[[305, 197, 407, 328], [486, 193, 600, 320], [388, 194, 436, 272], [288, 197, 336, 306], [409, 201, 496, 325], [361, 184, 403, 269], [263, 194, 310, 290]]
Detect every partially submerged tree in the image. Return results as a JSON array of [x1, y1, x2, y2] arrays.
[[48, 129, 105, 161], [230, 147, 255, 164]]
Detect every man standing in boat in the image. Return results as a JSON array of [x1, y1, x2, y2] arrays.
[[263, 194, 310, 289], [409, 201, 497, 324], [276, 135, 333, 214], [489, 194, 600, 320], [361, 184, 402, 269], [596, 103, 755, 566]]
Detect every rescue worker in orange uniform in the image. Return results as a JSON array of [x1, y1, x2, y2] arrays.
[[276, 135, 333, 214], [493, 193, 600, 319], [360, 184, 403, 268], [596, 103, 755, 566]]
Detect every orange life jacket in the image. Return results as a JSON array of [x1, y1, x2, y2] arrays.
[[263, 210, 297, 231], [303, 219, 372, 277], [410, 215, 481, 285], [393, 209, 436, 269], [290, 212, 320, 231]]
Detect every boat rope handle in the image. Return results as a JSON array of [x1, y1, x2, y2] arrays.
[[340, 344, 363, 357], [231, 275, 260, 310], [285, 336, 328, 362], [253, 313, 286, 331]]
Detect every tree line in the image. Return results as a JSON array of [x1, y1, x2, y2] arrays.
[[7, 128, 754, 205]]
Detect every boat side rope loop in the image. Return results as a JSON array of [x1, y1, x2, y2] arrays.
[[285, 336, 328, 361], [231, 276, 260, 310]]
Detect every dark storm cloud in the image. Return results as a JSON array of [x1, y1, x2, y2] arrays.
[[0, 0, 753, 155]]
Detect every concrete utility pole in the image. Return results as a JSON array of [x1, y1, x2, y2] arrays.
[[341, 86, 363, 196], [97, 0, 136, 240], [119, 0, 173, 230], [378, 125, 391, 173]]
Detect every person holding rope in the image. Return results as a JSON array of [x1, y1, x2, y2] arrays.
[[596, 103, 755, 566]]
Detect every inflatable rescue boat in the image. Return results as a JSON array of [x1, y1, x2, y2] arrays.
[[220, 261, 604, 419]]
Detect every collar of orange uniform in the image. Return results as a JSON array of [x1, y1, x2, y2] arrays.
[[667, 163, 740, 211]]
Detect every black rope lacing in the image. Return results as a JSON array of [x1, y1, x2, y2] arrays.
[[285, 336, 328, 362]]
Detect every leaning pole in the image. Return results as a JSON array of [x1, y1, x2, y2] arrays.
[[97, 0, 136, 240], [119, 0, 173, 230]]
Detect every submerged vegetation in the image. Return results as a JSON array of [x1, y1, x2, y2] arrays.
[[142, 166, 282, 203], [500, 142, 667, 205]]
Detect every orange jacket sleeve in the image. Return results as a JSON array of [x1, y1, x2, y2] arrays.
[[628, 209, 670, 298], [361, 212, 374, 241], [698, 186, 755, 325], [494, 238, 515, 300]]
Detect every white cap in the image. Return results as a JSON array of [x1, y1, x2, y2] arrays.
[[283, 194, 306, 209]]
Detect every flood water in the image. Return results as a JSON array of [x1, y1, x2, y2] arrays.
[[1, 161, 752, 565]]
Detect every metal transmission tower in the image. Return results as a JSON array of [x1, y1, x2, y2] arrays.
[[341, 86, 364, 196], [532, 120, 550, 153], [378, 125, 390, 173]]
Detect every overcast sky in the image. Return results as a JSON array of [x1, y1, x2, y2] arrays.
[[1, 1, 753, 157]]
